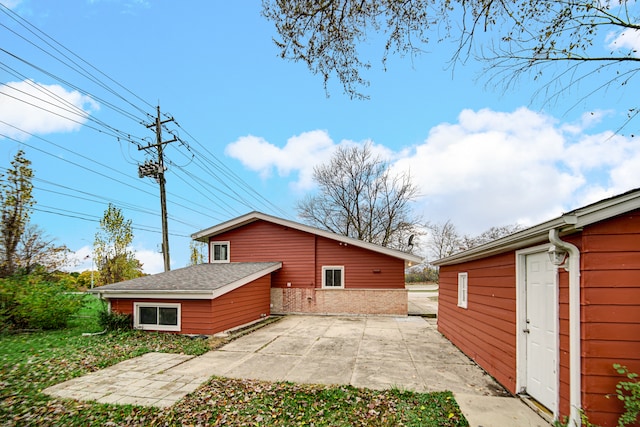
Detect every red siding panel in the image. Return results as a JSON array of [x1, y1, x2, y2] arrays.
[[210, 274, 271, 333], [438, 252, 517, 393], [581, 211, 640, 426], [213, 220, 316, 288], [315, 235, 405, 290]]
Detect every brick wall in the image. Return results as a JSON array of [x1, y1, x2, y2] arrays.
[[270, 288, 407, 316]]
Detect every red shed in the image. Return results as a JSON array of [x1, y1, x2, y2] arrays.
[[433, 189, 640, 427], [191, 211, 423, 316]]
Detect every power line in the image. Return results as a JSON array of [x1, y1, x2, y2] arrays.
[[0, 4, 295, 241], [31, 205, 191, 238], [0, 56, 149, 146], [0, 3, 154, 116], [174, 121, 290, 217]]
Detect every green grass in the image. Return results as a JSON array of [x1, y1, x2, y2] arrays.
[[0, 295, 468, 426]]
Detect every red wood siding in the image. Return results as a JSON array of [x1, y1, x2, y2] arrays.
[[211, 220, 316, 288], [210, 274, 271, 333], [438, 251, 517, 393], [108, 273, 272, 335], [315, 235, 405, 289], [580, 211, 640, 426], [209, 220, 405, 290]]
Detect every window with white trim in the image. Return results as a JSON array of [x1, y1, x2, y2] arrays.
[[457, 272, 468, 309], [322, 266, 344, 288], [133, 302, 181, 332], [210, 241, 230, 263]]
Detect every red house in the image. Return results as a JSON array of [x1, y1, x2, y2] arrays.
[[432, 189, 640, 427], [94, 212, 422, 336]]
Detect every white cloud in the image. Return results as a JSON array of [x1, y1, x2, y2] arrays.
[[606, 29, 640, 57], [0, 80, 98, 140], [227, 107, 639, 236], [227, 130, 355, 191], [392, 107, 638, 234], [226, 130, 401, 192], [68, 245, 94, 273], [136, 248, 164, 274]]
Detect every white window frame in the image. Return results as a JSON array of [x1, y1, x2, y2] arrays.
[[210, 241, 230, 263], [322, 266, 345, 289], [133, 302, 181, 332], [457, 272, 468, 309]]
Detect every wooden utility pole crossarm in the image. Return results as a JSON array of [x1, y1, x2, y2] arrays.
[[139, 105, 176, 272]]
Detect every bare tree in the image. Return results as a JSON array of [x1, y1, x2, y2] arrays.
[[297, 143, 422, 250], [427, 221, 524, 261], [16, 224, 70, 275], [263, 0, 639, 119], [460, 224, 526, 250], [426, 220, 461, 262]]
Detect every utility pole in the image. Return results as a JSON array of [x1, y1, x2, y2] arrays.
[[139, 105, 176, 272]]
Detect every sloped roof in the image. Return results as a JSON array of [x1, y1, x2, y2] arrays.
[[90, 262, 282, 300], [432, 188, 640, 266], [191, 211, 423, 264]]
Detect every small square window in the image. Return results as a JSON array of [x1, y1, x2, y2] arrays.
[[322, 266, 344, 288], [458, 272, 468, 309], [211, 241, 230, 263]]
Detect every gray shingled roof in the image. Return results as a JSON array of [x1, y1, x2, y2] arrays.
[[91, 262, 281, 292]]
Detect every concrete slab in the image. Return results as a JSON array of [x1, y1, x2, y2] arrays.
[[406, 341, 475, 364], [310, 337, 360, 358], [363, 326, 404, 341], [407, 285, 439, 317], [43, 316, 548, 426], [415, 363, 507, 396], [351, 358, 424, 391], [259, 335, 318, 355], [322, 317, 366, 338], [286, 355, 355, 385], [358, 338, 412, 361], [218, 331, 279, 352], [223, 353, 300, 382], [455, 394, 549, 427]]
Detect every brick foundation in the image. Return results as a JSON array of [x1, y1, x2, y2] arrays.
[[270, 288, 407, 316]]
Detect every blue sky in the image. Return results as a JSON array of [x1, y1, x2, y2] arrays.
[[1, 0, 639, 272]]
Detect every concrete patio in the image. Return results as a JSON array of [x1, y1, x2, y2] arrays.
[[45, 315, 548, 426]]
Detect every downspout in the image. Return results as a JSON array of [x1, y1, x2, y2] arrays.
[[549, 228, 581, 426]]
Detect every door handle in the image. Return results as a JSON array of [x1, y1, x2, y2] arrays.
[[523, 328, 530, 334]]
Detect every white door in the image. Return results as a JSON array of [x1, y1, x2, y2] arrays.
[[525, 251, 558, 411]]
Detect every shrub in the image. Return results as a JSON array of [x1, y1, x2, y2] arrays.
[[0, 277, 84, 330], [614, 364, 640, 427], [97, 301, 132, 331], [405, 266, 439, 283]]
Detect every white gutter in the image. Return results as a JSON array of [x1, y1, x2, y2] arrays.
[[549, 228, 581, 426]]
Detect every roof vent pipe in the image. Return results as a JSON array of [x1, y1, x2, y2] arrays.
[[549, 228, 581, 426]]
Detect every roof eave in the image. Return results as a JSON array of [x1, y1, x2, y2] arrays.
[[90, 290, 215, 300]]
